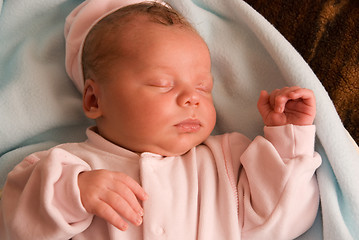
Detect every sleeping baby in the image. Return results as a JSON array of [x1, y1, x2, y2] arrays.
[[0, 0, 321, 239]]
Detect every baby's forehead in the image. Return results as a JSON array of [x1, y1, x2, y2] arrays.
[[89, 11, 196, 52]]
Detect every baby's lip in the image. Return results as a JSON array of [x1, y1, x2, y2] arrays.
[[175, 118, 202, 133]]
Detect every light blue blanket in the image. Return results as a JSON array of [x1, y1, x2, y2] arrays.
[[0, 0, 358, 239]]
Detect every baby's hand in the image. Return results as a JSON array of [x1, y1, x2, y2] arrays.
[[78, 170, 148, 231], [257, 86, 316, 126]]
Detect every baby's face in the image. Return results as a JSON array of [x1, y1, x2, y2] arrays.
[[90, 17, 216, 156]]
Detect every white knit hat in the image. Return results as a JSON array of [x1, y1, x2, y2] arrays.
[[64, 0, 162, 92]]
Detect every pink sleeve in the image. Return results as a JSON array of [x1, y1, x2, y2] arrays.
[[0, 148, 93, 240], [237, 124, 321, 239]]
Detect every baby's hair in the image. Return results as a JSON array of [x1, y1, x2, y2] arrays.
[[82, 2, 195, 82]]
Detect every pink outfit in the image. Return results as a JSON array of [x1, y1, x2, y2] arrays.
[[0, 124, 321, 240]]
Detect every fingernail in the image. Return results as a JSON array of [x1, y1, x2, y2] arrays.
[[121, 223, 128, 231], [138, 209, 144, 216], [136, 216, 143, 225]]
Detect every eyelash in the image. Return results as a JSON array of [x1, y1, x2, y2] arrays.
[[147, 81, 212, 93], [197, 83, 213, 93], [148, 84, 173, 92]]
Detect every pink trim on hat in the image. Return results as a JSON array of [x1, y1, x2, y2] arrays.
[[64, 0, 161, 92]]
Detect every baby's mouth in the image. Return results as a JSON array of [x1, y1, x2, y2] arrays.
[[175, 118, 202, 133]]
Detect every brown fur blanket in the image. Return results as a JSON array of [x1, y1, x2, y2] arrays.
[[244, 0, 359, 144]]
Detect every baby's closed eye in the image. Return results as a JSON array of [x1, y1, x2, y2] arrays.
[[196, 79, 213, 94], [146, 79, 174, 92]]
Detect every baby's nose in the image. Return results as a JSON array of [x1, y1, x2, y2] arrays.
[[177, 89, 200, 107]]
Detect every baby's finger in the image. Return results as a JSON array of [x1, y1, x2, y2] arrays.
[[93, 199, 130, 231], [101, 190, 144, 227], [273, 91, 289, 113], [257, 90, 271, 118], [268, 88, 280, 109], [115, 173, 148, 201], [109, 180, 145, 218], [273, 87, 302, 113], [288, 88, 316, 107]]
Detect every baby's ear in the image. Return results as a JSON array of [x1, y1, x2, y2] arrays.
[[83, 79, 102, 119]]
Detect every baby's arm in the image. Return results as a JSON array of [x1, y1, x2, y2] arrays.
[[0, 148, 93, 239], [236, 87, 320, 238], [237, 125, 321, 239], [0, 147, 148, 239], [78, 169, 148, 231]]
